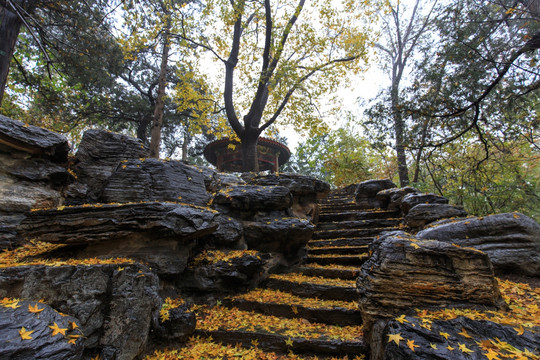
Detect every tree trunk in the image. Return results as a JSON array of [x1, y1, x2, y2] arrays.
[[0, 0, 37, 104], [241, 134, 259, 172], [182, 131, 188, 162], [391, 86, 410, 187], [149, 21, 171, 158], [136, 115, 152, 144]]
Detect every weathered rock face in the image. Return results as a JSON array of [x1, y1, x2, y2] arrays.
[[357, 231, 505, 328], [0, 116, 72, 250], [179, 250, 276, 293], [0, 115, 70, 162], [71, 129, 149, 202], [0, 300, 84, 360], [405, 203, 468, 228], [400, 193, 449, 215], [243, 218, 315, 262], [102, 158, 210, 206], [197, 214, 244, 249], [153, 303, 196, 341], [381, 316, 540, 360], [0, 263, 161, 360], [375, 186, 419, 211], [247, 173, 330, 221], [206, 171, 246, 193], [213, 185, 292, 211], [18, 202, 219, 276], [417, 213, 540, 276], [358, 231, 507, 360], [355, 179, 397, 209]]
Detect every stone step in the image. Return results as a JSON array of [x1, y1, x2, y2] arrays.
[[223, 288, 362, 326], [318, 210, 400, 223], [264, 274, 357, 301], [307, 245, 369, 255], [312, 227, 402, 240], [297, 265, 361, 280], [308, 237, 374, 248], [319, 204, 367, 212], [194, 305, 366, 358], [306, 254, 369, 267], [316, 218, 402, 230]]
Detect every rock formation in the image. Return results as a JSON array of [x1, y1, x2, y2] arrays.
[[417, 213, 540, 276]]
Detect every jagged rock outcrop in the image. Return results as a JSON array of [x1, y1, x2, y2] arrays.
[[247, 173, 330, 221], [375, 186, 419, 211], [153, 302, 196, 341], [0, 263, 161, 360], [357, 231, 506, 360], [0, 116, 71, 250], [18, 202, 219, 276], [400, 193, 449, 214], [381, 316, 540, 360], [70, 129, 149, 202], [205, 171, 246, 193], [101, 158, 210, 206], [355, 179, 396, 209], [0, 115, 70, 162], [179, 250, 276, 293], [405, 203, 468, 228], [213, 185, 292, 211], [197, 214, 244, 249], [243, 218, 315, 262], [417, 213, 540, 276], [0, 300, 84, 360]]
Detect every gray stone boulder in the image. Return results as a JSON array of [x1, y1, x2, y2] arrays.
[[400, 193, 449, 214], [213, 185, 293, 211], [355, 179, 397, 209], [0, 300, 83, 360], [405, 203, 468, 228], [0, 116, 72, 250], [101, 158, 210, 206], [18, 202, 219, 276], [417, 213, 540, 276], [243, 217, 315, 263], [381, 316, 540, 360], [179, 250, 276, 293], [357, 231, 506, 360], [247, 173, 330, 221], [375, 186, 419, 211], [0, 263, 161, 360], [197, 214, 244, 249], [206, 171, 246, 193], [71, 129, 149, 202], [0, 115, 69, 162], [153, 301, 196, 341]]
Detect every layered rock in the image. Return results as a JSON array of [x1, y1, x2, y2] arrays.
[[381, 316, 540, 360], [405, 203, 467, 228], [400, 193, 449, 214], [243, 218, 315, 262], [18, 202, 219, 276], [0, 116, 71, 250], [417, 213, 540, 276], [355, 179, 396, 209], [0, 263, 161, 360], [375, 186, 419, 211], [205, 171, 246, 193], [247, 173, 330, 221], [179, 250, 276, 293], [102, 158, 210, 206], [71, 129, 149, 202], [213, 185, 292, 211], [0, 115, 70, 162], [357, 231, 505, 359], [0, 300, 83, 360]]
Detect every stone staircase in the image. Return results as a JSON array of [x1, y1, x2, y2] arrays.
[[192, 190, 405, 359]]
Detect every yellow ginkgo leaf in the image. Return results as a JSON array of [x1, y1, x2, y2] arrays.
[[513, 325, 525, 335], [440, 331, 450, 339], [395, 314, 409, 324], [407, 339, 419, 352], [71, 322, 78, 330], [28, 303, 44, 313], [430, 343, 438, 350], [19, 327, 34, 340], [285, 338, 294, 347], [387, 333, 404, 345], [49, 322, 67, 336], [458, 343, 474, 353], [458, 327, 472, 338]]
